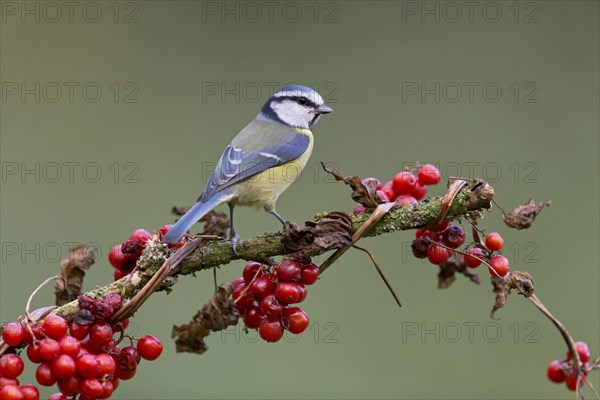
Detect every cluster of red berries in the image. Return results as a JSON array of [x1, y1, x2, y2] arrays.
[[354, 164, 441, 213], [0, 293, 162, 400], [412, 224, 510, 277], [547, 341, 593, 391], [231, 260, 319, 343], [109, 226, 183, 281]]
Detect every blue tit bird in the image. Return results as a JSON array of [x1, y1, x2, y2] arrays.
[[162, 85, 333, 252]]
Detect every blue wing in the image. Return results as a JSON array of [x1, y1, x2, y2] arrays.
[[199, 128, 310, 202]]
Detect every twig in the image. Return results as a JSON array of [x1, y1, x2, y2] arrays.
[[352, 244, 402, 308]]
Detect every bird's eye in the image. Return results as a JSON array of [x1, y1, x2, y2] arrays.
[[298, 98, 309, 106]]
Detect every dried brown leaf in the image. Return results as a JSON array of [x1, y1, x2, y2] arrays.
[[281, 212, 353, 257], [490, 276, 508, 319], [489, 271, 534, 318], [438, 254, 480, 289], [507, 271, 535, 297], [54, 245, 96, 306], [501, 199, 551, 230], [320, 162, 381, 208], [171, 283, 239, 355], [199, 210, 230, 237], [172, 207, 229, 238]]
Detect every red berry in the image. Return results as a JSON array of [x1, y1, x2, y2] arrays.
[[243, 304, 266, 329], [297, 284, 307, 303], [232, 283, 255, 311], [115, 365, 136, 380], [19, 385, 39, 400], [281, 307, 310, 334], [0, 377, 19, 387], [231, 277, 244, 288], [249, 275, 277, 299], [51, 354, 76, 379], [76, 354, 100, 379], [488, 255, 510, 277], [2, 323, 23, 347], [546, 360, 566, 383], [119, 346, 140, 372], [427, 245, 451, 265], [35, 363, 56, 386], [137, 335, 163, 361], [158, 224, 173, 239], [392, 172, 417, 195], [410, 182, 427, 200], [42, 315, 68, 340], [113, 268, 129, 281], [0, 385, 24, 400], [58, 336, 81, 359], [0, 355, 24, 379], [353, 204, 366, 214], [104, 292, 123, 313], [430, 220, 449, 232], [259, 318, 284, 343], [277, 260, 302, 282], [38, 339, 60, 361], [565, 370, 583, 391], [108, 245, 129, 271], [464, 248, 484, 268], [56, 376, 79, 396], [411, 238, 430, 259], [418, 164, 441, 185], [361, 177, 382, 190], [376, 190, 390, 203], [381, 181, 397, 201], [96, 353, 116, 375], [26, 344, 42, 364], [567, 341, 591, 363], [47, 395, 66, 400], [69, 322, 89, 341], [80, 378, 103, 399], [396, 195, 418, 206], [89, 321, 113, 346], [275, 282, 303, 304], [443, 225, 465, 248], [242, 262, 264, 284], [485, 232, 504, 251], [129, 228, 152, 245], [100, 380, 114, 399], [20, 323, 42, 345], [300, 263, 319, 285], [260, 295, 283, 318]]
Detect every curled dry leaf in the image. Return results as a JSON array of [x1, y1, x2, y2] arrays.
[[281, 212, 353, 257], [438, 254, 481, 289], [501, 199, 551, 230], [467, 180, 495, 210], [320, 162, 381, 208], [54, 245, 96, 306], [507, 271, 534, 297], [489, 271, 534, 319], [171, 282, 239, 355], [172, 207, 230, 238], [490, 276, 508, 319]]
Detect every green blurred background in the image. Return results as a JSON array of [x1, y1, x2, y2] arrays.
[[1, 1, 598, 399]]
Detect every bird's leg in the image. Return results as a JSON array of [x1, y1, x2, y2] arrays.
[[228, 203, 240, 256], [265, 206, 287, 226]]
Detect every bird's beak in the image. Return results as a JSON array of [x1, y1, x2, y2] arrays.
[[316, 104, 333, 114]]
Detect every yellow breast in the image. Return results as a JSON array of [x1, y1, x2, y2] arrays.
[[232, 129, 313, 208]]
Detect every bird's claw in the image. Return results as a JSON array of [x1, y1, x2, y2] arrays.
[[231, 233, 240, 256]]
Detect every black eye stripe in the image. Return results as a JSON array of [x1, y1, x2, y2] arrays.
[[282, 96, 318, 108]]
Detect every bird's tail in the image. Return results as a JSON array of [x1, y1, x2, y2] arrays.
[[162, 192, 230, 244]]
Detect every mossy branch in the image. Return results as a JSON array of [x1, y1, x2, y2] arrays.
[[42, 180, 494, 322]]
